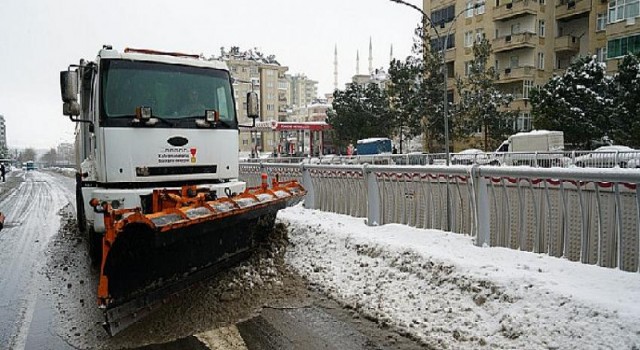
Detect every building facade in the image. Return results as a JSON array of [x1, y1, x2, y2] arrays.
[[423, 0, 640, 133], [0, 115, 7, 157], [216, 48, 289, 155], [286, 73, 319, 109]]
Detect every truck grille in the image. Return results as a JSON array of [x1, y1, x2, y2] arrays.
[[136, 165, 217, 177]]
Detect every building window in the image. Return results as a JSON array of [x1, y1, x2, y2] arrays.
[[431, 5, 456, 26], [540, 0, 545, 5], [607, 34, 640, 58], [511, 23, 521, 34], [466, 0, 474, 17], [475, 28, 485, 42], [464, 61, 473, 76], [597, 13, 608, 31], [596, 47, 608, 62], [516, 113, 532, 131], [537, 52, 545, 69], [523, 80, 534, 99], [476, 2, 485, 14], [510, 55, 519, 68], [430, 33, 455, 51], [609, 0, 640, 22], [538, 20, 545, 37], [464, 31, 474, 47]]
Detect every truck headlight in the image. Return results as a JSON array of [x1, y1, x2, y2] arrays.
[[205, 109, 219, 123], [136, 106, 152, 121]]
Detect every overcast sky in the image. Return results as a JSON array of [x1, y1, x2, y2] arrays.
[[0, 0, 421, 149]]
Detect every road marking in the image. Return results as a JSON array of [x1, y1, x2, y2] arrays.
[[195, 325, 248, 349]]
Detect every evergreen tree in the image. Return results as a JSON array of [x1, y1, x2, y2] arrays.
[[530, 56, 615, 148], [327, 83, 392, 149], [387, 20, 446, 152], [454, 39, 515, 151], [611, 52, 640, 147]]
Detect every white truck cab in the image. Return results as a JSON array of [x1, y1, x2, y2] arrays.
[[60, 46, 259, 260]]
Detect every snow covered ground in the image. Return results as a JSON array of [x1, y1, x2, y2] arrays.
[[279, 204, 640, 349]]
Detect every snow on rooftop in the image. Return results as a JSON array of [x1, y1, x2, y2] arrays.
[[279, 205, 640, 349]]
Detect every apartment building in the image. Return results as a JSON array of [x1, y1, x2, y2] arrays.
[[217, 48, 289, 154], [423, 0, 640, 132], [0, 115, 6, 157], [286, 73, 319, 108]]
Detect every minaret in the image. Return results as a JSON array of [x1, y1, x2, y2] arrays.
[[356, 50, 360, 75], [333, 44, 338, 91], [368, 37, 373, 75], [390, 44, 394, 63]]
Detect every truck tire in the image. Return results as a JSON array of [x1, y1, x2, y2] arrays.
[[88, 227, 103, 268], [75, 173, 86, 233]]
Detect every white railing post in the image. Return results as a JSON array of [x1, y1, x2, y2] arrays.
[[364, 164, 381, 226], [302, 165, 315, 209], [471, 166, 491, 246]]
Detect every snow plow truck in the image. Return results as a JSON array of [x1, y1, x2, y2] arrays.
[[60, 46, 305, 334]]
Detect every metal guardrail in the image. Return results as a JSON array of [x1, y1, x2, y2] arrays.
[[241, 150, 640, 169], [240, 162, 640, 272]]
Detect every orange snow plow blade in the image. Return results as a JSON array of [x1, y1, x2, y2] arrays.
[[90, 177, 305, 334]]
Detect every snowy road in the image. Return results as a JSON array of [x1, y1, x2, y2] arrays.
[[0, 169, 75, 349], [0, 169, 423, 349]]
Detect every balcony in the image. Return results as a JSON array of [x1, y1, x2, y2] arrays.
[[554, 35, 580, 52], [497, 66, 536, 83], [493, 0, 539, 21], [498, 98, 531, 112], [556, 0, 591, 21], [606, 16, 640, 37], [492, 32, 538, 52]]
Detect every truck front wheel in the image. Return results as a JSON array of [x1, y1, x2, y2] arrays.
[[88, 227, 103, 268], [75, 173, 86, 233]]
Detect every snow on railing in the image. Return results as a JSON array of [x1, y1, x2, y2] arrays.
[[239, 162, 640, 273], [240, 150, 640, 169]]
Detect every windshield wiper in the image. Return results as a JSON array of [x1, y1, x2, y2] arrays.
[[131, 116, 176, 127], [195, 119, 231, 128]]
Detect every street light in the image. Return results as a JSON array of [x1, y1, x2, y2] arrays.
[[389, 0, 484, 165], [390, 0, 483, 232]]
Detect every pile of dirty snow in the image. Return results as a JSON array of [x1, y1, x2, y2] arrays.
[[279, 204, 640, 349]]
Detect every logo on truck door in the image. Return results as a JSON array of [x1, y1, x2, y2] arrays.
[[158, 147, 196, 164]]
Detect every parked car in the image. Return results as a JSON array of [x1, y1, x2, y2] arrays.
[[451, 149, 495, 165], [393, 152, 433, 165], [574, 145, 640, 168]]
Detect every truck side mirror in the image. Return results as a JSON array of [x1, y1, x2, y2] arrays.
[[60, 70, 80, 116], [246, 91, 259, 119]]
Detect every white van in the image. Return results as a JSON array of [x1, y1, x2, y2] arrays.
[[493, 130, 566, 166]]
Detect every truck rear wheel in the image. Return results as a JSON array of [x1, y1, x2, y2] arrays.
[[88, 227, 103, 268], [75, 173, 86, 233]]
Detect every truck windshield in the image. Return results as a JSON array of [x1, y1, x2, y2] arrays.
[[100, 59, 237, 127]]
